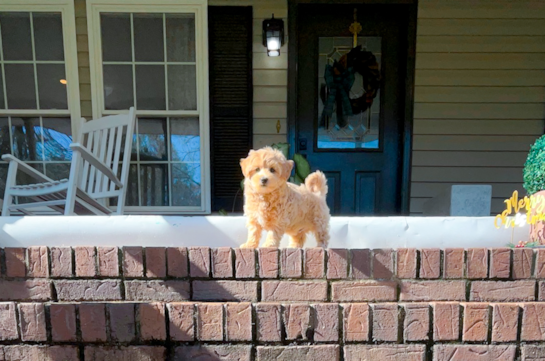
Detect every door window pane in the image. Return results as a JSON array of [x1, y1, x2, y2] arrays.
[[103, 65, 134, 110], [0, 71, 4, 109], [33, 13, 64, 61], [0, 118, 9, 155], [317, 36, 381, 149], [45, 162, 70, 180], [101, 13, 132, 61], [0, 12, 32, 60], [5, 64, 36, 109], [140, 164, 168, 206], [135, 65, 166, 110], [134, 14, 164, 62], [11, 117, 42, 161], [172, 162, 200, 206], [168, 65, 196, 110], [37, 64, 68, 109], [166, 14, 195, 62]]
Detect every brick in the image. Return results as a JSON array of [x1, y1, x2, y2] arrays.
[[226, 302, 252, 341], [84, 346, 165, 361], [490, 248, 511, 279], [540, 281, 545, 300], [492, 303, 519, 342], [467, 248, 488, 279], [262, 281, 327, 301], [174, 345, 252, 361], [125, 280, 189, 301], [344, 345, 426, 361], [351, 249, 371, 279], [537, 249, 545, 278], [444, 248, 464, 278], [108, 303, 135, 343], [401, 280, 466, 301], [327, 249, 348, 279], [97, 246, 119, 277], [433, 302, 460, 341], [313, 303, 339, 342], [197, 303, 223, 341], [281, 248, 302, 278], [145, 247, 166, 278], [0, 303, 18, 340], [403, 303, 429, 341], [420, 249, 441, 279], [193, 280, 258, 301], [27, 246, 48, 278], [167, 303, 194, 341], [304, 248, 325, 278], [55, 280, 122, 301], [0, 280, 51, 301], [212, 247, 233, 278], [139, 303, 166, 341], [342, 303, 369, 342], [123, 247, 144, 277], [522, 345, 545, 360], [470, 280, 535, 302], [259, 248, 279, 278], [513, 248, 533, 279], [256, 346, 340, 361], [74, 246, 97, 277], [522, 303, 545, 341], [167, 247, 188, 278], [332, 281, 397, 302], [50, 304, 77, 342], [463, 303, 489, 342], [50, 247, 72, 278], [5, 248, 25, 277], [433, 345, 516, 361], [79, 303, 107, 342], [372, 303, 398, 342], [234, 248, 256, 278], [2, 345, 79, 361], [256, 303, 281, 342], [18, 303, 46, 342], [396, 248, 416, 279], [373, 249, 394, 279], [284, 304, 311, 340], [189, 246, 210, 278]]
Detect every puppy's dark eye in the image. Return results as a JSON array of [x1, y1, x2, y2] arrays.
[[255, 168, 260, 172], [270, 168, 276, 173]]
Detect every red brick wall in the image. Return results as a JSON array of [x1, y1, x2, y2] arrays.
[[1, 246, 545, 360]]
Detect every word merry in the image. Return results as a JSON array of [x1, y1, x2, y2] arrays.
[[494, 190, 545, 228]]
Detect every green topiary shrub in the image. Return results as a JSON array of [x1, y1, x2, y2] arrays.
[[523, 134, 545, 195]]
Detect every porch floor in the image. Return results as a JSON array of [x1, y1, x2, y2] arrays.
[[0, 216, 525, 248]]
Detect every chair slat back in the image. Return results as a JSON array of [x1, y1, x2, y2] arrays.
[[75, 108, 136, 214]]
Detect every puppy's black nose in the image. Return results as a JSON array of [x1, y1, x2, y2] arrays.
[[260, 177, 268, 185]]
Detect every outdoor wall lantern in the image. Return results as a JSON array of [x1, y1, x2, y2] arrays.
[[262, 15, 284, 57]]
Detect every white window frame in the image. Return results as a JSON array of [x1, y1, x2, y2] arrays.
[[86, 0, 211, 214], [0, 0, 81, 138]]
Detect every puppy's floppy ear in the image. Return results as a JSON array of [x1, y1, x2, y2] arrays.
[[282, 159, 294, 181], [240, 157, 250, 178]]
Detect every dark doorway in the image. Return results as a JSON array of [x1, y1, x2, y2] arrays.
[[288, 1, 416, 215]]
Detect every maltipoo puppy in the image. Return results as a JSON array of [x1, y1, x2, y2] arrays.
[[239, 147, 330, 248]]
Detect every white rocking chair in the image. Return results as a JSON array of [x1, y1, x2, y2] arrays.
[[1, 107, 136, 216]]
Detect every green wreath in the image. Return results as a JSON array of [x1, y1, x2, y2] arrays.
[[320, 45, 381, 127]]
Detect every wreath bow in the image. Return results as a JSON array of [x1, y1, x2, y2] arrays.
[[321, 63, 355, 122]]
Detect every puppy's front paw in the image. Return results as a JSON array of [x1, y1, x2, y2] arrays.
[[262, 240, 279, 248], [240, 241, 258, 249]]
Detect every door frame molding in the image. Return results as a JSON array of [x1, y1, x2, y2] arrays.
[[287, 0, 418, 214]]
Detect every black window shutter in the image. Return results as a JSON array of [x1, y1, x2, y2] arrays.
[[208, 6, 253, 212]]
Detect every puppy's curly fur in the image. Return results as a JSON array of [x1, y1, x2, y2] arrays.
[[240, 147, 330, 248]]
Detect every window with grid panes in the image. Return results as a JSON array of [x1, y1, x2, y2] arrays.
[[88, 1, 210, 213], [0, 4, 80, 203]]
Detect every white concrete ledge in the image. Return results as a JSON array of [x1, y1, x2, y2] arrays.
[[0, 216, 527, 248]]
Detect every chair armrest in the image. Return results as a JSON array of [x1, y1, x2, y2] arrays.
[[1, 154, 53, 183], [69, 143, 123, 188]]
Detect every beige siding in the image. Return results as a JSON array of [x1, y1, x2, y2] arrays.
[[75, 0, 92, 118], [411, 0, 545, 215]]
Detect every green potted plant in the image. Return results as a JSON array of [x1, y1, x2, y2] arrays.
[[523, 134, 545, 244]]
